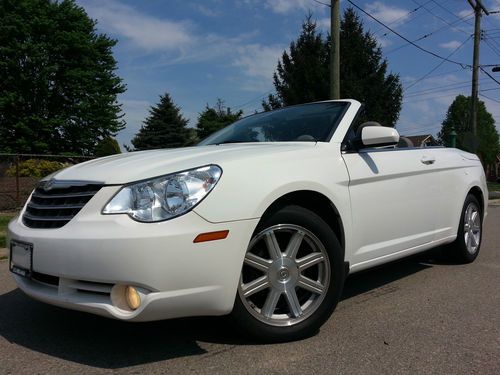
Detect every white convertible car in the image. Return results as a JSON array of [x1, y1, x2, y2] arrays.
[[8, 100, 487, 341]]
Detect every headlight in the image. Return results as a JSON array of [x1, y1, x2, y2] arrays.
[[102, 165, 222, 222]]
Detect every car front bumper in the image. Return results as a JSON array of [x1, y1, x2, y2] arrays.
[[7, 186, 259, 321]]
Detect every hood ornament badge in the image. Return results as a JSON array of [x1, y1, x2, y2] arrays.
[[43, 179, 56, 192]]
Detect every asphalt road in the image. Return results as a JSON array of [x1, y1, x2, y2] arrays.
[[0, 208, 499, 375]]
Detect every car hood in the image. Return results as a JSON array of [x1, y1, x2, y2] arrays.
[[51, 143, 317, 184]]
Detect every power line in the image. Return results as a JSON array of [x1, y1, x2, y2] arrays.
[[403, 91, 470, 103], [430, 0, 474, 25], [405, 79, 489, 97], [405, 83, 497, 100], [231, 89, 275, 112], [483, 39, 500, 57], [410, 0, 470, 35], [406, 80, 473, 96], [480, 87, 500, 93], [346, 0, 471, 68], [479, 92, 500, 103], [373, 0, 435, 38], [310, 0, 330, 7], [383, 13, 474, 56], [405, 35, 472, 91], [480, 66, 500, 85]]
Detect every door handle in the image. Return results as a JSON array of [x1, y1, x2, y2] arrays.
[[421, 156, 435, 165]]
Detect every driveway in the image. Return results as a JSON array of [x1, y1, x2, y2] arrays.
[[0, 207, 499, 374]]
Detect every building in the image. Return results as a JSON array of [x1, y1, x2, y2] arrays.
[[403, 134, 439, 148]]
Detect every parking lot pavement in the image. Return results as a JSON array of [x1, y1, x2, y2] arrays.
[[0, 208, 499, 375]]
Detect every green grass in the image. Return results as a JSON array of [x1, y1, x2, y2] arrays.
[[0, 213, 16, 249], [488, 182, 500, 192]]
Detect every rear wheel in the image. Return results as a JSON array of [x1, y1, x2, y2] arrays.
[[231, 205, 345, 342], [447, 194, 483, 263]]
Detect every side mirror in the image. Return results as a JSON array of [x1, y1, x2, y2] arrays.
[[359, 126, 400, 148]]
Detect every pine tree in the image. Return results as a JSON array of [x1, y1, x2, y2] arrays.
[[339, 9, 402, 127], [263, 9, 403, 127], [263, 14, 328, 111], [196, 99, 243, 140], [0, 0, 125, 155], [438, 95, 499, 165], [131, 93, 190, 150]]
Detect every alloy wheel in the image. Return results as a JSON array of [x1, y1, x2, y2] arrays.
[[238, 224, 330, 327], [464, 202, 481, 254]]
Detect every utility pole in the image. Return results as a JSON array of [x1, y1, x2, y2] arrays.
[[467, 0, 489, 137], [330, 0, 340, 100]]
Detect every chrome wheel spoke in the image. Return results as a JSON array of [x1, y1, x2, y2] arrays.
[[244, 252, 272, 272], [470, 211, 477, 227], [261, 289, 281, 318], [296, 252, 325, 271], [284, 288, 302, 318], [242, 276, 270, 297], [297, 275, 325, 295], [265, 232, 282, 260], [285, 231, 304, 260], [470, 232, 478, 247]]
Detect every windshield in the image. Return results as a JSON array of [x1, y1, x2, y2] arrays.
[[198, 101, 349, 145]]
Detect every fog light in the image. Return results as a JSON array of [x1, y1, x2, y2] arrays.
[[125, 286, 141, 310]]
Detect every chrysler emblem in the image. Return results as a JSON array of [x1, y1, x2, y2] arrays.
[[43, 179, 55, 191]]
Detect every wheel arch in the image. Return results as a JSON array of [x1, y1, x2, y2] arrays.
[[258, 190, 345, 251], [468, 185, 485, 214]]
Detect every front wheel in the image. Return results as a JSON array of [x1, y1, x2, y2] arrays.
[[231, 205, 345, 342]]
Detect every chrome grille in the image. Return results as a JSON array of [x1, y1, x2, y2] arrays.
[[23, 181, 103, 229]]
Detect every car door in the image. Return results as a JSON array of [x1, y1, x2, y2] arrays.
[[342, 147, 440, 265]]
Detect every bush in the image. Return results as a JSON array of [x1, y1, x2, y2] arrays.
[[95, 137, 121, 157], [5, 159, 68, 178]]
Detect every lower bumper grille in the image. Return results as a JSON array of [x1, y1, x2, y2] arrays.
[[30, 272, 113, 296]]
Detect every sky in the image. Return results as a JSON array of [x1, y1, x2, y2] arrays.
[[76, 0, 500, 148]]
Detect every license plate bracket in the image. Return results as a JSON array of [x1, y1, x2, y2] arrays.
[[10, 240, 33, 278]]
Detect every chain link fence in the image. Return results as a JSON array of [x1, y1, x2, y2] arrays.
[[0, 154, 94, 211]]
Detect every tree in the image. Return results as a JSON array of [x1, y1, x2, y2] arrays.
[[95, 137, 121, 157], [130, 93, 191, 150], [0, 0, 125, 155], [438, 95, 499, 166], [263, 9, 403, 127], [196, 99, 243, 140], [262, 14, 328, 111]]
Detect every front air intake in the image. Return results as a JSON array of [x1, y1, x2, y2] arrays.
[[22, 181, 103, 229]]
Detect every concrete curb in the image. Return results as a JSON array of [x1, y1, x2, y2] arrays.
[[489, 199, 500, 207], [489, 191, 500, 200]]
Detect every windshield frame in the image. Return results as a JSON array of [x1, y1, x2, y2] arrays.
[[197, 100, 351, 146]]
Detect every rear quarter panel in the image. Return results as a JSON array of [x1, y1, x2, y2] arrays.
[[431, 148, 488, 240]]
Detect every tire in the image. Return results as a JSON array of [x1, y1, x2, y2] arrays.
[[231, 205, 345, 342], [447, 194, 483, 263]]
